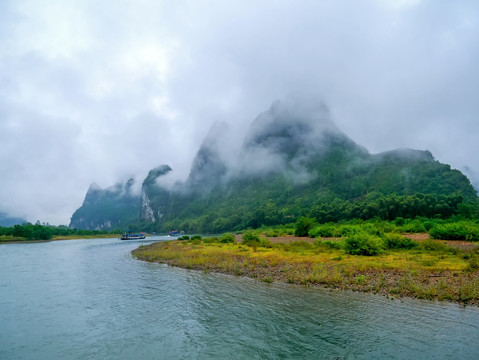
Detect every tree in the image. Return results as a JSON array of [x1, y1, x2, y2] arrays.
[[294, 216, 317, 237]]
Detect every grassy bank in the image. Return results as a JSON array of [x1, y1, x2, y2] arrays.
[[132, 235, 479, 305], [52, 234, 121, 240], [0, 234, 121, 243]]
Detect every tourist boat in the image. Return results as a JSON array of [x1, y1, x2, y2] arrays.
[[120, 232, 146, 240], [168, 230, 181, 237]]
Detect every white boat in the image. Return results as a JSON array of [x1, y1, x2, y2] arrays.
[[120, 232, 146, 240]]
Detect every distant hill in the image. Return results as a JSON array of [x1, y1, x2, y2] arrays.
[[0, 212, 27, 227], [69, 179, 140, 230], [70, 99, 478, 231]]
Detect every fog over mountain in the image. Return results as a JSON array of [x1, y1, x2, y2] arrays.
[[1, 0, 479, 224], [70, 99, 476, 231]]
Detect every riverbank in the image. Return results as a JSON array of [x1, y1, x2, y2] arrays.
[[132, 235, 479, 305], [0, 234, 121, 244]]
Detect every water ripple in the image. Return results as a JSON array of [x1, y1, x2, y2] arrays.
[[1, 238, 478, 359]]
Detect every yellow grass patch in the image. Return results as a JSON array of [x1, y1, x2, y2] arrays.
[[132, 240, 479, 304]]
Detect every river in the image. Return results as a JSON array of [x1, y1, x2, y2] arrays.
[[1, 237, 478, 359]]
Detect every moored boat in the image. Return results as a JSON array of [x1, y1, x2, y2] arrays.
[[120, 232, 146, 240]]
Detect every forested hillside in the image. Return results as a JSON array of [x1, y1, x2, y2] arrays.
[[70, 100, 478, 232]]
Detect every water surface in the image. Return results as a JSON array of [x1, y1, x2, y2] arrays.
[[1, 238, 478, 359]]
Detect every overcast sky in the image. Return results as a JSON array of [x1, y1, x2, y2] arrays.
[[1, 0, 478, 225]]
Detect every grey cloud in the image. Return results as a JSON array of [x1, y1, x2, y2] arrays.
[[1, 0, 478, 223]]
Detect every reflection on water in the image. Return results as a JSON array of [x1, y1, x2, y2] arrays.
[[1, 238, 478, 359]]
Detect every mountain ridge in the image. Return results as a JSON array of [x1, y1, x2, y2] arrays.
[[69, 99, 477, 231]]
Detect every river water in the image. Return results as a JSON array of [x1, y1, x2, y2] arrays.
[[1, 237, 478, 359]]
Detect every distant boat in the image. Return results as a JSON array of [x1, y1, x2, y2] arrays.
[[168, 230, 181, 237], [120, 232, 146, 240]]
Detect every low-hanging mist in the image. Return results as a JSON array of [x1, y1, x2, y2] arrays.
[[69, 99, 477, 232]]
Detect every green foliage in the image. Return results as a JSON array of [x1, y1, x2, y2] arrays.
[[0, 223, 112, 241], [178, 235, 190, 240], [383, 234, 419, 249], [294, 216, 317, 237], [191, 235, 202, 240], [219, 233, 236, 243], [70, 180, 141, 231], [321, 240, 342, 249], [420, 239, 449, 252], [72, 110, 479, 234], [465, 255, 479, 272], [429, 222, 479, 241], [242, 232, 260, 246], [401, 219, 426, 233], [309, 220, 400, 239], [310, 194, 471, 224], [259, 237, 273, 248], [32, 225, 53, 240], [309, 223, 342, 238], [344, 233, 385, 256]]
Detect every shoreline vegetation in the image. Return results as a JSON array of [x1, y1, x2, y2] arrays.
[[0, 234, 122, 244], [0, 223, 123, 243], [132, 219, 479, 305]]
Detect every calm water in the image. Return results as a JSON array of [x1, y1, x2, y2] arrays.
[[1, 238, 478, 359]]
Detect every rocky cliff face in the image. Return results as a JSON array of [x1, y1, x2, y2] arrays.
[[69, 179, 140, 230], [139, 165, 172, 223]]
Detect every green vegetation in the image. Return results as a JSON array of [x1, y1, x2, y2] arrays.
[[133, 216, 479, 304], [132, 227, 479, 304], [306, 217, 479, 242], [69, 180, 141, 231], [429, 221, 479, 241], [0, 223, 117, 242], [155, 185, 477, 235], [219, 233, 236, 243], [343, 234, 385, 256], [70, 106, 479, 235], [294, 216, 317, 236]]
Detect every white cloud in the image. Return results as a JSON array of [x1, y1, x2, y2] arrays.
[[0, 0, 478, 224]]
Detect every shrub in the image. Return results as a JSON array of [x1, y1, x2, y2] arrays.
[[219, 233, 236, 243], [344, 233, 385, 256], [309, 224, 341, 238], [420, 239, 449, 252], [341, 225, 362, 237], [360, 223, 383, 236], [178, 235, 190, 240], [465, 256, 479, 272], [321, 240, 342, 249], [242, 232, 260, 246], [401, 219, 426, 233], [191, 235, 202, 240], [259, 238, 272, 248], [383, 234, 419, 250], [423, 221, 435, 231], [294, 216, 317, 237], [374, 221, 400, 234], [429, 222, 479, 241]]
